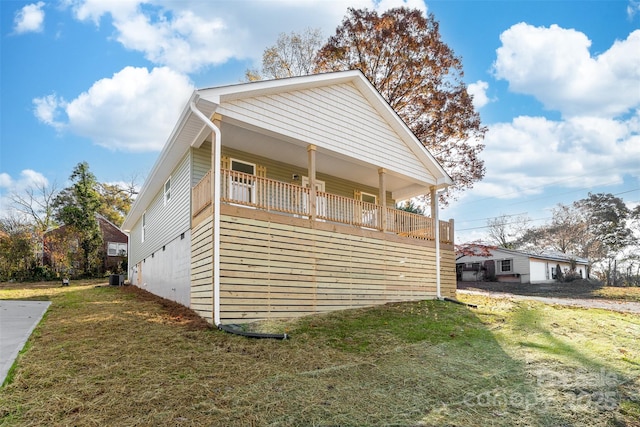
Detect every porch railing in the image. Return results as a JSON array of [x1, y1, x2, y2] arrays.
[[192, 169, 453, 243]]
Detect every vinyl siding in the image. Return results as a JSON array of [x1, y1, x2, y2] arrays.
[[220, 83, 433, 183], [129, 152, 192, 266], [192, 141, 212, 186], [221, 146, 395, 207]]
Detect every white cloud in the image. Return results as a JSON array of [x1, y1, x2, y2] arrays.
[[0, 173, 13, 189], [33, 94, 66, 130], [467, 80, 490, 109], [63, 0, 425, 73], [628, 0, 640, 19], [33, 66, 194, 152], [494, 24, 640, 118], [13, 2, 45, 34], [474, 113, 640, 199]]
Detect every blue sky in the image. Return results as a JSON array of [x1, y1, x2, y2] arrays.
[[1, 0, 639, 243]]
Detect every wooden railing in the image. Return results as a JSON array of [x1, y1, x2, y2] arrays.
[[192, 169, 454, 243], [192, 170, 211, 217]]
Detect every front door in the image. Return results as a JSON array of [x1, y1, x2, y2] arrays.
[[229, 159, 256, 204], [301, 176, 326, 217]]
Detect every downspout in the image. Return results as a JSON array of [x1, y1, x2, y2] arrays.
[[433, 188, 473, 308], [189, 98, 222, 326], [189, 98, 288, 339], [434, 188, 442, 300]]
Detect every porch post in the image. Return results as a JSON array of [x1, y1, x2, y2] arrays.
[[308, 144, 317, 222], [378, 168, 387, 232], [430, 186, 437, 219]]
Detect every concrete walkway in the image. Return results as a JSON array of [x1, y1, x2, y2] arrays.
[[0, 300, 51, 385]]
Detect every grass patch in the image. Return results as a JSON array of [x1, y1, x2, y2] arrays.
[[0, 284, 638, 426], [595, 286, 640, 303]]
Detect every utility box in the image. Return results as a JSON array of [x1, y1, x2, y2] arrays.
[[109, 274, 124, 286]]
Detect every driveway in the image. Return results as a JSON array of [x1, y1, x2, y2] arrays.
[[0, 300, 51, 385], [458, 289, 640, 314]]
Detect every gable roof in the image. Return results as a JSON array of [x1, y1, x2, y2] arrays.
[[122, 70, 452, 232]]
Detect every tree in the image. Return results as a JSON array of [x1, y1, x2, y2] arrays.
[[97, 182, 134, 227], [397, 200, 425, 215], [455, 241, 495, 261], [246, 28, 324, 81], [575, 193, 636, 285], [518, 203, 589, 254], [486, 214, 530, 249], [0, 215, 37, 281], [53, 162, 103, 276], [314, 7, 486, 202], [9, 180, 59, 234]]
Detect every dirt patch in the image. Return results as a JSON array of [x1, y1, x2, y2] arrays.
[[119, 284, 212, 331]]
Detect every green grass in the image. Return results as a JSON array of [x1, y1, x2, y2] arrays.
[[0, 283, 638, 426]]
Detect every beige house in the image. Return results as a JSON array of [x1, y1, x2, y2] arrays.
[[121, 70, 456, 325]]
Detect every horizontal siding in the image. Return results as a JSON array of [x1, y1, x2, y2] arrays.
[[221, 146, 394, 207], [215, 207, 455, 324], [192, 141, 212, 186], [129, 152, 191, 267], [221, 83, 433, 184], [190, 218, 213, 322]]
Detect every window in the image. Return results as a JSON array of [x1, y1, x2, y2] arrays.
[[107, 242, 127, 257], [142, 211, 146, 243], [500, 259, 513, 273], [229, 159, 255, 203], [164, 177, 171, 205]]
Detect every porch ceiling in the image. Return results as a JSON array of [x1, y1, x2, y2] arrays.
[[210, 121, 432, 200]]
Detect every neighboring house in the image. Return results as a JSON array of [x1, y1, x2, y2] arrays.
[[121, 70, 456, 326], [457, 246, 589, 284], [44, 214, 128, 274]]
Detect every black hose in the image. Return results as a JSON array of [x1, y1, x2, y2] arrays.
[[218, 324, 288, 340], [443, 297, 478, 309]]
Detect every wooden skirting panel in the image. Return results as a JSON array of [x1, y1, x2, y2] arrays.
[[190, 217, 213, 323], [215, 206, 456, 324]]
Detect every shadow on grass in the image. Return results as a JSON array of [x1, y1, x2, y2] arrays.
[[1, 284, 637, 426], [511, 305, 640, 425]]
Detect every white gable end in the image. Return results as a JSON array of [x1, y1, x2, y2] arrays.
[[218, 82, 434, 184]]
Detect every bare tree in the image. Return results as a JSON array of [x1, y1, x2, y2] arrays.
[[10, 180, 59, 234], [246, 28, 324, 81], [486, 214, 530, 249]]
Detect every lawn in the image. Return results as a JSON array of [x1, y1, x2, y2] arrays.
[[1, 281, 639, 426]]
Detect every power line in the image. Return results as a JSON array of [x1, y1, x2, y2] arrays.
[[455, 188, 640, 232]]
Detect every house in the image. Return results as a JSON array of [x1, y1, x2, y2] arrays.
[[43, 214, 128, 275], [456, 246, 589, 284], [121, 70, 456, 325]]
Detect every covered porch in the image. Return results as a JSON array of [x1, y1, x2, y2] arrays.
[[192, 166, 454, 244]]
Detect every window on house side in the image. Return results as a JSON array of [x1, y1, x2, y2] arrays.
[[164, 177, 171, 205], [500, 259, 513, 273], [107, 242, 128, 257]]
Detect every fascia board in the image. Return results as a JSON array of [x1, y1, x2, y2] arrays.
[[122, 92, 217, 232]]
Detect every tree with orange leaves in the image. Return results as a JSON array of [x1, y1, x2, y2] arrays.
[[314, 7, 486, 203]]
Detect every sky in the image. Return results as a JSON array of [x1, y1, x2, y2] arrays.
[[1, 0, 639, 244]]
